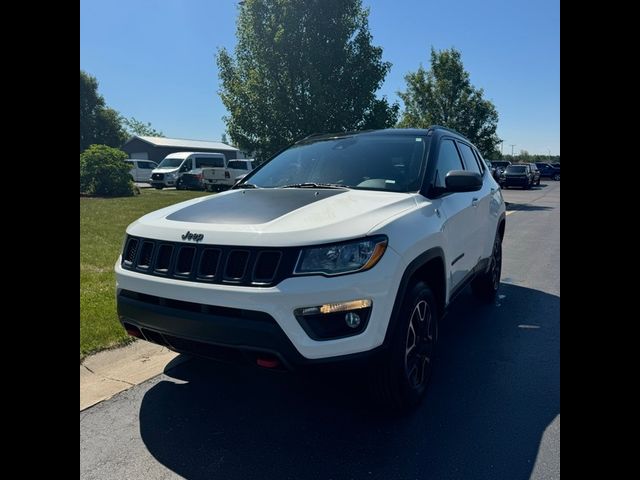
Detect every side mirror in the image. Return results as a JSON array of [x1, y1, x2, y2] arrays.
[[445, 170, 482, 192], [180, 164, 189, 172]]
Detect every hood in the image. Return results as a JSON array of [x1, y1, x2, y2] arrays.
[[152, 168, 179, 174], [127, 188, 419, 247]]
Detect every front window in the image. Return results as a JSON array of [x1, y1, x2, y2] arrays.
[[245, 134, 429, 192], [157, 158, 184, 168]]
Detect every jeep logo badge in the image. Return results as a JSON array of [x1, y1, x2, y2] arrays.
[[181, 231, 204, 242]]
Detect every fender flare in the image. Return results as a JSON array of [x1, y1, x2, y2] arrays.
[[383, 246, 446, 347]]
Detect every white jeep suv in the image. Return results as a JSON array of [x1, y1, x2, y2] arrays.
[[115, 127, 506, 409]]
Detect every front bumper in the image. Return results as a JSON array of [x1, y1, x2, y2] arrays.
[[503, 177, 529, 186], [115, 246, 402, 363]]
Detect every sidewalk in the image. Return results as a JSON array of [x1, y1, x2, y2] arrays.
[[80, 341, 187, 411]]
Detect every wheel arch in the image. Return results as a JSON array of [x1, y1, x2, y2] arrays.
[[384, 247, 446, 346]]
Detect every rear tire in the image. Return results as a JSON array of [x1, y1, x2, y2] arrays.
[[553, 173, 560, 181], [154, 186, 163, 190], [370, 281, 439, 411], [472, 234, 502, 303]]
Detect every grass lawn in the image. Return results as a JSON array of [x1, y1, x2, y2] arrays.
[[80, 188, 210, 359]]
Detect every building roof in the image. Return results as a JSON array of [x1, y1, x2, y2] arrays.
[[127, 135, 239, 152]]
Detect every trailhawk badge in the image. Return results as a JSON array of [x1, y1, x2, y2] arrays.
[[181, 231, 204, 242]]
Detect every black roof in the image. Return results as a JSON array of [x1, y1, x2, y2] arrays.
[[297, 126, 470, 143]]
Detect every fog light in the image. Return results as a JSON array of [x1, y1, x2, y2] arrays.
[[345, 312, 361, 328]]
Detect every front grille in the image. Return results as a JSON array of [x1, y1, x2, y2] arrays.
[[121, 235, 298, 287], [151, 173, 165, 180]]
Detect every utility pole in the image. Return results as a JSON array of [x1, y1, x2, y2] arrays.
[[500, 140, 504, 155], [510, 144, 516, 156], [548, 149, 551, 162]]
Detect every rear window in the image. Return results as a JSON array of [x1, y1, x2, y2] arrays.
[[228, 160, 248, 170], [506, 165, 527, 173], [196, 157, 225, 168]]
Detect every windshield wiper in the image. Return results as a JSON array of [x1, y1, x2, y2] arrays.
[[233, 183, 260, 189], [280, 182, 350, 189]]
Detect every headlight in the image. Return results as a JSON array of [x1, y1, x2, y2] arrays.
[[294, 236, 388, 276], [165, 172, 175, 179]]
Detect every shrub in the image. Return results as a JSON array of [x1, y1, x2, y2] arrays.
[[80, 144, 134, 197]]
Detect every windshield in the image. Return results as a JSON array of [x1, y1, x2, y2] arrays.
[[493, 161, 510, 167], [506, 165, 527, 173], [245, 135, 429, 192], [157, 158, 184, 168]]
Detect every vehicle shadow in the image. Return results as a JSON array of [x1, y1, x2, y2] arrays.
[[506, 204, 554, 212], [139, 283, 559, 480]]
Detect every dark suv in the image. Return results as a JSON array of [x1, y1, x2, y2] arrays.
[[501, 164, 534, 189], [535, 163, 560, 181]]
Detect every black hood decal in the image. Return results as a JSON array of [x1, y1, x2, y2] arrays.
[[166, 189, 347, 225]]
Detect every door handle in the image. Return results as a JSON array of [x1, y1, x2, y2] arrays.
[[472, 198, 479, 207]]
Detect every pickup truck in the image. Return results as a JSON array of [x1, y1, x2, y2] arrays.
[[203, 159, 255, 192]]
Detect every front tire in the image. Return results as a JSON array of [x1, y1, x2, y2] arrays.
[[553, 173, 560, 181], [472, 234, 502, 303], [371, 281, 439, 410]]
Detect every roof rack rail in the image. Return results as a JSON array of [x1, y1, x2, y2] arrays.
[[428, 125, 470, 141]]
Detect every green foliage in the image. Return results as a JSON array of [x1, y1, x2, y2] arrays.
[[123, 117, 164, 137], [398, 47, 501, 157], [217, 0, 398, 160], [80, 71, 127, 151], [80, 144, 134, 197]]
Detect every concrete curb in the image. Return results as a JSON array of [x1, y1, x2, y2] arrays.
[[80, 340, 187, 411]]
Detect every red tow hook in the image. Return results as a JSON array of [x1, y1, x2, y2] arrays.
[[256, 356, 280, 368]]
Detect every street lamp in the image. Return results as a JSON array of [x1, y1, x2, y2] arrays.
[[510, 144, 516, 156]]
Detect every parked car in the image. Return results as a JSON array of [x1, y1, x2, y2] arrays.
[[500, 164, 534, 189], [535, 162, 560, 181], [125, 159, 158, 183], [116, 126, 506, 410], [485, 161, 497, 180], [150, 152, 227, 189], [526, 163, 541, 186], [490, 160, 511, 179], [203, 159, 255, 192]]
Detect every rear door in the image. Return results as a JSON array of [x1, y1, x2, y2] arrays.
[[456, 141, 490, 264]]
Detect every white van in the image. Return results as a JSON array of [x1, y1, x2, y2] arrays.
[[125, 159, 158, 183], [150, 152, 227, 190]]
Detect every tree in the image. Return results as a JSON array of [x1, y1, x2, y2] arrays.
[[122, 117, 164, 137], [217, 0, 398, 160], [221, 133, 228, 144], [398, 48, 501, 157], [80, 145, 134, 197], [80, 71, 127, 152]]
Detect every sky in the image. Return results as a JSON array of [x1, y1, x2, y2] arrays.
[[80, 0, 560, 155]]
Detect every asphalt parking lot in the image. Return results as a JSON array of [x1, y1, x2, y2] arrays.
[[80, 181, 560, 480]]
